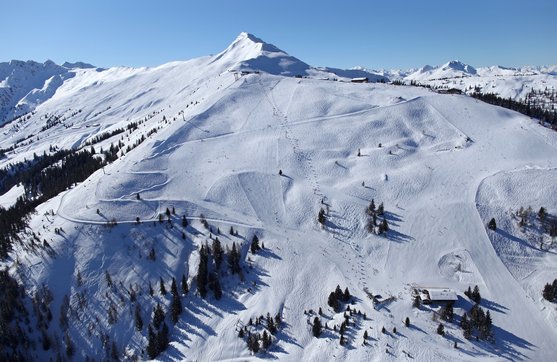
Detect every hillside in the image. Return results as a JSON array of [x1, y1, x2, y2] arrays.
[[1, 33, 557, 361]]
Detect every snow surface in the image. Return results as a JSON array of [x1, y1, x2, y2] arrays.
[[2, 33, 557, 361]]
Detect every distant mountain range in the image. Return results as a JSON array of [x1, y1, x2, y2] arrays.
[[2, 33, 555, 124]]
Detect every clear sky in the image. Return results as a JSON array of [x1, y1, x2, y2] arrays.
[[1, 0, 555, 70]]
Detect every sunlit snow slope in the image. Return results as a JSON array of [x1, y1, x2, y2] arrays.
[[1, 33, 557, 361]]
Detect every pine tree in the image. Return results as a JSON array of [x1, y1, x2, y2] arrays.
[[153, 303, 165, 329], [441, 302, 454, 322], [149, 281, 154, 296], [228, 242, 241, 274], [335, 285, 343, 300], [413, 295, 421, 308], [250, 235, 260, 254], [405, 317, 410, 327], [182, 215, 188, 227], [328, 292, 340, 312], [64, 332, 74, 358], [110, 341, 119, 361], [147, 325, 158, 359], [472, 285, 481, 304], [437, 323, 445, 336], [377, 202, 384, 215], [267, 314, 277, 334], [157, 322, 169, 353], [363, 330, 368, 340], [159, 277, 167, 295], [170, 291, 183, 323], [213, 275, 222, 300], [262, 330, 272, 349], [171, 277, 178, 296], [248, 334, 260, 353], [382, 218, 389, 232], [488, 218, 497, 230], [318, 208, 326, 224], [343, 287, 351, 302], [212, 238, 223, 270], [538, 207, 547, 221], [134, 304, 143, 331], [465, 286, 472, 299], [312, 317, 323, 337], [197, 245, 209, 297]]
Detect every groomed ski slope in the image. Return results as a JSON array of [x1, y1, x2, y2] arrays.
[[2, 33, 557, 361]]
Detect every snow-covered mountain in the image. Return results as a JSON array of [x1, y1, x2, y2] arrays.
[[405, 60, 477, 81], [387, 60, 557, 105], [0, 60, 97, 124], [1, 33, 557, 361]]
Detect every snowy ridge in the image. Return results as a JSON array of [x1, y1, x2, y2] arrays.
[[0, 60, 96, 123], [0, 33, 557, 361]]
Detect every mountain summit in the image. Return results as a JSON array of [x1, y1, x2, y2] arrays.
[[212, 32, 311, 76]]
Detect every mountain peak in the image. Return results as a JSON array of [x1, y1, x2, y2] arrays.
[[442, 60, 476, 74], [212, 32, 309, 76]]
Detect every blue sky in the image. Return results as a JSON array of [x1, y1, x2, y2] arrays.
[[2, 0, 555, 69]]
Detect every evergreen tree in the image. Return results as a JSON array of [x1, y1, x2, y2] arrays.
[[64, 332, 74, 358], [159, 277, 167, 295], [363, 330, 368, 340], [464, 286, 472, 299], [334, 285, 343, 300], [147, 325, 158, 359], [267, 314, 277, 334], [488, 218, 497, 230], [250, 235, 260, 254], [542, 280, 557, 301], [171, 277, 178, 297], [212, 238, 224, 270], [312, 317, 323, 337], [228, 242, 241, 274], [110, 341, 119, 361], [381, 218, 389, 232], [405, 317, 410, 327], [153, 303, 165, 329], [157, 323, 170, 354], [134, 304, 143, 331], [472, 285, 481, 304], [318, 208, 326, 224], [182, 215, 188, 227], [170, 291, 183, 323], [437, 323, 445, 336], [213, 274, 223, 300], [328, 292, 340, 312], [248, 334, 260, 353], [538, 207, 547, 221], [413, 295, 421, 308], [377, 202, 384, 215], [441, 302, 454, 322], [197, 245, 209, 297], [262, 330, 272, 349], [343, 287, 351, 302]]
